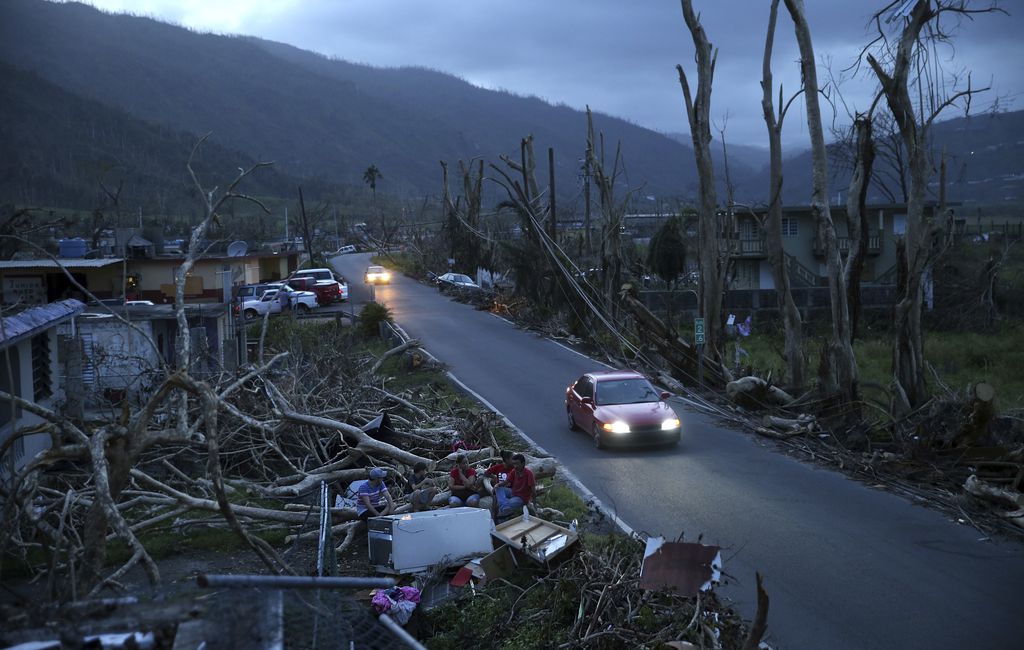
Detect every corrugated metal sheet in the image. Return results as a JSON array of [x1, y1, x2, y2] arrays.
[[0, 299, 86, 347], [0, 259, 125, 269]]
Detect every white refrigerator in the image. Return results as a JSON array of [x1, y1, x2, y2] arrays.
[[367, 507, 495, 574]]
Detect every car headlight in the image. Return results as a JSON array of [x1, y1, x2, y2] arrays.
[[381, 272, 391, 281], [602, 421, 630, 434], [661, 418, 681, 430]]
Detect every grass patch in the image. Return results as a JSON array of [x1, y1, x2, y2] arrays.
[[736, 319, 1024, 408], [537, 481, 589, 523]]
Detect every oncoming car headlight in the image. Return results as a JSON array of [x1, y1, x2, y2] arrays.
[[662, 418, 681, 430], [602, 421, 631, 434]]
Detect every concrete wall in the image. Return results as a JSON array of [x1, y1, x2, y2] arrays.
[[0, 329, 63, 480]]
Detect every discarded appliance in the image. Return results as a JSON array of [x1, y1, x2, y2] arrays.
[[368, 507, 494, 574], [491, 514, 579, 565], [638, 537, 722, 596]]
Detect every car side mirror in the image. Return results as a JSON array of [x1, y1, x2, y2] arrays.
[[581, 397, 594, 407], [660, 391, 671, 400]]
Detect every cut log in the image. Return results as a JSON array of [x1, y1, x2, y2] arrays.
[[964, 474, 1024, 530], [762, 414, 816, 431]]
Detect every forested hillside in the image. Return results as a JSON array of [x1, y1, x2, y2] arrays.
[[0, 0, 701, 207], [0, 62, 349, 215], [0, 0, 1019, 212]]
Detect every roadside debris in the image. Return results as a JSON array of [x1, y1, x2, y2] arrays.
[[639, 537, 722, 597]]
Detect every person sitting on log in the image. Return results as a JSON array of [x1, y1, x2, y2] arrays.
[[495, 453, 535, 519], [402, 461, 437, 511], [357, 467, 395, 520], [448, 454, 482, 507]]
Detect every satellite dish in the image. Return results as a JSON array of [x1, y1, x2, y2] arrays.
[[227, 241, 248, 257]]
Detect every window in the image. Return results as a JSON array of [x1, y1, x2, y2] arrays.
[[893, 214, 906, 235], [32, 334, 52, 401], [782, 218, 799, 237], [574, 376, 593, 399]]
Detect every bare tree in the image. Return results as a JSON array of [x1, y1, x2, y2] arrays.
[[760, 0, 806, 389], [865, 0, 1000, 414], [784, 0, 860, 403], [678, 0, 727, 361], [843, 114, 877, 341]]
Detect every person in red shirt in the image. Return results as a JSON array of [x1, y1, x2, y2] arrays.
[[495, 453, 535, 518], [448, 454, 481, 507], [483, 450, 515, 487]]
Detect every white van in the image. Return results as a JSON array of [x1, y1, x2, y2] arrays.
[[334, 244, 357, 255]]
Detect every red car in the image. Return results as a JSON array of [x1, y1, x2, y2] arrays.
[[565, 370, 681, 449]]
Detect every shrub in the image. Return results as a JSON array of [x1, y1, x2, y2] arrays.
[[358, 301, 393, 338]]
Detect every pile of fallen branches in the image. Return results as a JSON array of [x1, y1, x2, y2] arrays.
[[0, 152, 567, 604], [422, 534, 755, 649]]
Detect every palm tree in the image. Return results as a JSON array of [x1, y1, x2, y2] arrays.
[[363, 164, 382, 215]]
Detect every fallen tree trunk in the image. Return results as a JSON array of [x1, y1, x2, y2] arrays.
[[726, 376, 795, 409], [279, 410, 434, 467], [133, 470, 359, 523], [964, 474, 1024, 530]]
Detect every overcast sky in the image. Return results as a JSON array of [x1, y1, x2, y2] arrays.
[[75, 0, 1023, 149]]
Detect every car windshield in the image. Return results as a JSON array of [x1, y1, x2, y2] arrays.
[[368, 266, 385, 273], [453, 274, 472, 284], [594, 378, 659, 405]]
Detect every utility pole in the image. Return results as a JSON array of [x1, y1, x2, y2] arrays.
[[284, 206, 289, 243], [548, 147, 557, 244], [583, 145, 592, 255]]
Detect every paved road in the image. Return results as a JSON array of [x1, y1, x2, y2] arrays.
[[331, 253, 1024, 650]]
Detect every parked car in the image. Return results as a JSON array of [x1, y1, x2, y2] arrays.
[[234, 283, 273, 303], [241, 286, 317, 319], [333, 244, 357, 255], [436, 272, 479, 289], [565, 370, 680, 449], [288, 268, 345, 303], [364, 265, 391, 284]]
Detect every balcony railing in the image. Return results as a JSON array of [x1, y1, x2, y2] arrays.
[[813, 232, 882, 256], [719, 238, 767, 258]]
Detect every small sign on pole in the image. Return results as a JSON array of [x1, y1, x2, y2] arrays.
[[694, 318, 706, 345]]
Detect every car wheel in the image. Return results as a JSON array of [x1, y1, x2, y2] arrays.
[[296, 303, 310, 313], [567, 408, 579, 431], [244, 309, 258, 320], [593, 425, 605, 450]]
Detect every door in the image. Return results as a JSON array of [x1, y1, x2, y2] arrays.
[[570, 376, 595, 429]]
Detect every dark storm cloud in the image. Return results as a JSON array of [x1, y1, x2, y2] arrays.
[[84, 0, 1024, 148]]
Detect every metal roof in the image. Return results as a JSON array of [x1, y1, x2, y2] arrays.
[[0, 258, 125, 270], [0, 299, 86, 347]]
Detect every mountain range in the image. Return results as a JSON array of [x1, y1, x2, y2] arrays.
[[0, 0, 1020, 218]]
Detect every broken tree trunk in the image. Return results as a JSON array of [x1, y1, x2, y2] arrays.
[[956, 382, 996, 446], [620, 286, 728, 387]]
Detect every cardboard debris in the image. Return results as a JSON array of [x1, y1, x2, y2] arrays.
[[491, 515, 579, 565], [638, 537, 722, 596], [451, 545, 518, 588]]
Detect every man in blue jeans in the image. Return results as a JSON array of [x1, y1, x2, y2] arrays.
[[495, 453, 535, 518]]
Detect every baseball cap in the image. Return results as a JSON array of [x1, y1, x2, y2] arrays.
[[368, 467, 387, 479]]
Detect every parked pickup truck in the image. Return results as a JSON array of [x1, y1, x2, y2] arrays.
[[288, 268, 348, 303], [241, 286, 317, 319]]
